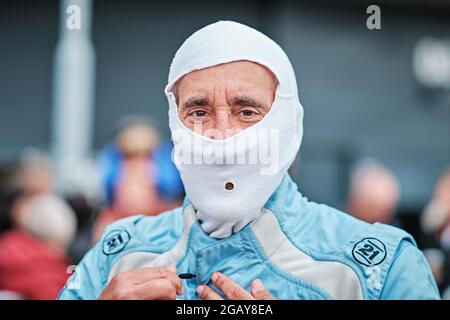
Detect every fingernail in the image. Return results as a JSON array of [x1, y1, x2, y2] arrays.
[[211, 272, 218, 282], [196, 285, 204, 295], [252, 279, 265, 292]]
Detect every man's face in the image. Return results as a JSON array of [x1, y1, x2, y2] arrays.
[[175, 61, 277, 139]]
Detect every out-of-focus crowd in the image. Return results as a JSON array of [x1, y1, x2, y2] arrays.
[[0, 118, 185, 299], [0, 119, 449, 299]]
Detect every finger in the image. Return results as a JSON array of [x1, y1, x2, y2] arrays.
[[132, 278, 179, 300], [120, 267, 183, 295], [197, 285, 223, 300], [165, 264, 183, 294], [211, 272, 254, 300], [105, 278, 178, 300], [251, 279, 275, 300], [157, 269, 183, 296]]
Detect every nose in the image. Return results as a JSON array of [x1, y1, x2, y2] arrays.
[[209, 108, 234, 140]]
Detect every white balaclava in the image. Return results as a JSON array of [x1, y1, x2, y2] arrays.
[[165, 21, 304, 238]]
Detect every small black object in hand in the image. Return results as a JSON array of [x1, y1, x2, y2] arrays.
[[178, 273, 197, 279]]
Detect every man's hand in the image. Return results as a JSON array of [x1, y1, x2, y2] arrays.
[[197, 272, 275, 300], [98, 265, 183, 300]]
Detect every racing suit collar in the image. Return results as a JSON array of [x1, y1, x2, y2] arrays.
[[176, 173, 305, 286], [179, 173, 303, 246]]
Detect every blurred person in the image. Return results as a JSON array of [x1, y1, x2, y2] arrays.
[[0, 182, 25, 299], [93, 118, 184, 241], [14, 148, 54, 195], [421, 168, 450, 295], [0, 193, 76, 299], [10, 148, 97, 264], [59, 21, 439, 300], [421, 168, 450, 250], [347, 159, 400, 225]]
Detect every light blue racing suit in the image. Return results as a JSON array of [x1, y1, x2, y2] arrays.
[[58, 174, 440, 300]]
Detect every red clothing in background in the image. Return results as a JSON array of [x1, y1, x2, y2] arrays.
[[0, 230, 70, 300]]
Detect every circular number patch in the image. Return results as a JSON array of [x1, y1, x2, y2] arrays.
[[102, 230, 131, 255], [352, 237, 387, 267]]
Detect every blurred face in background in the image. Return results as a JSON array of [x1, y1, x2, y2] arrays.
[[113, 157, 159, 216], [110, 122, 181, 217], [175, 61, 277, 139], [112, 123, 161, 216], [347, 163, 400, 224]]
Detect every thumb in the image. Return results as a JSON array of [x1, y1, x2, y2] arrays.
[[251, 279, 275, 300]]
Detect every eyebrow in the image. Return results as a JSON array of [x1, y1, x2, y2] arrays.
[[182, 95, 267, 110], [230, 96, 267, 110], [183, 97, 210, 109]]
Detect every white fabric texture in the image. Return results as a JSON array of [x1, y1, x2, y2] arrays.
[[165, 21, 304, 238]]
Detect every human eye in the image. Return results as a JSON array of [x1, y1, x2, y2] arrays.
[[188, 109, 211, 121], [236, 108, 261, 122], [239, 109, 257, 117]]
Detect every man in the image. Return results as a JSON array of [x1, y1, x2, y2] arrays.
[[58, 21, 439, 300], [421, 168, 450, 250], [0, 193, 76, 299], [347, 159, 400, 225]]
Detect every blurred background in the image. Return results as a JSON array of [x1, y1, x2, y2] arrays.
[[0, 0, 449, 299]]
